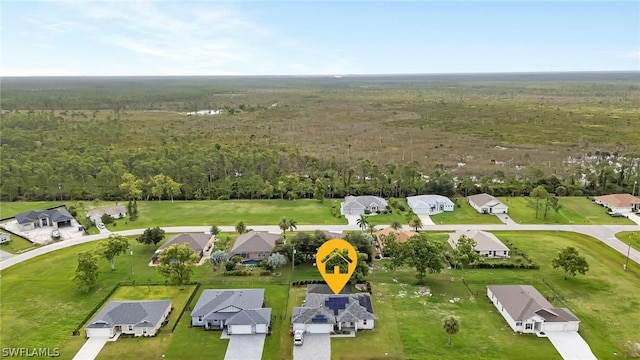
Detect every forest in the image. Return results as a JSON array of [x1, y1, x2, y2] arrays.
[[1, 73, 639, 202]]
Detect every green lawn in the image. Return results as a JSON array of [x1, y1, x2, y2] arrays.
[[430, 199, 503, 224], [499, 197, 634, 225], [0, 234, 38, 254], [615, 231, 640, 252], [2, 228, 639, 359], [1, 200, 346, 230]]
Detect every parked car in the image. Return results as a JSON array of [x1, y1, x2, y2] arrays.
[[51, 230, 61, 239], [96, 222, 106, 229], [608, 211, 625, 217], [293, 330, 304, 346]]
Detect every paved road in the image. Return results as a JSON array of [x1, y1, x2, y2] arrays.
[[1, 223, 639, 271]]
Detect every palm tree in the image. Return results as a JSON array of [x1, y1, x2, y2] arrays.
[[408, 216, 423, 232], [235, 221, 247, 234], [278, 217, 290, 238], [288, 218, 298, 233], [367, 223, 377, 235], [356, 214, 369, 231], [390, 221, 402, 231], [442, 316, 460, 346]]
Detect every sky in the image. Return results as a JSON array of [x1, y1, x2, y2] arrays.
[[1, 1, 639, 76]]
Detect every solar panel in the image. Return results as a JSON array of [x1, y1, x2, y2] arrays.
[[325, 297, 350, 315], [311, 315, 328, 323]]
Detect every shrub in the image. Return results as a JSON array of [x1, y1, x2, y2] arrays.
[[398, 205, 406, 212], [217, 195, 230, 200], [364, 209, 371, 215], [260, 270, 272, 276], [376, 210, 381, 214], [223, 269, 253, 276], [225, 261, 236, 271]]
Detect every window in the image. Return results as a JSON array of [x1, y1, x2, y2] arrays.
[[525, 323, 533, 330], [198, 316, 202, 321], [128, 325, 133, 331], [516, 322, 522, 327], [363, 320, 367, 325]]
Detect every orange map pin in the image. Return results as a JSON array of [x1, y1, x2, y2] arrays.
[[316, 238, 358, 294]]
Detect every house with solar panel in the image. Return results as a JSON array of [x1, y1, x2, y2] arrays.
[[291, 284, 375, 334]]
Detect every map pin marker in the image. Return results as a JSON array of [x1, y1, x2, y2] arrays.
[[316, 238, 358, 294]]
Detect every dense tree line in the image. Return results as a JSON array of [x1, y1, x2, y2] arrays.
[[1, 111, 639, 202]]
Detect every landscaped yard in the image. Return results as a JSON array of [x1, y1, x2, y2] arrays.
[[1, 228, 639, 359], [499, 197, 634, 225], [430, 199, 503, 224]]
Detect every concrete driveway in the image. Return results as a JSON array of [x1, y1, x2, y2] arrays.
[[547, 332, 597, 360], [73, 337, 108, 360], [418, 214, 435, 226], [224, 334, 266, 360], [626, 213, 640, 225], [293, 333, 330, 360]]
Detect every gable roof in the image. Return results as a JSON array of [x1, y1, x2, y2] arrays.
[[15, 208, 74, 225], [375, 227, 418, 244], [317, 230, 345, 240], [86, 300, 171, 329], [301, 292, 375, 320], [226, 308, 272, 326], [157, 233, 211, 254], [467, 193, 505, 208], [595, 193, 640, 208], [307, 283, 351, 295], [86, 205, 127, 218], [291, 307, 337, 325], [451, 230, 509, 252], [230, 231, 279, 255], [488, 285, 579, 322], [407, 195, 454, 208], [191, 289, 264, 319], [342, 196, 388, 211]]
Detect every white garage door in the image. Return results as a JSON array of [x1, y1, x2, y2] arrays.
[[86, 327, 112, 338], [543, 323, 567, 332], [229, 325, 253, 334], [305, 324, 333, 334]]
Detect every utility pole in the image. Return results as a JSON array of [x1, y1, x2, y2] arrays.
[[633, 180, 638, 197], [625, 232, 634, 271], [291, 246, 296, 272], [130, 250, 134, 275]]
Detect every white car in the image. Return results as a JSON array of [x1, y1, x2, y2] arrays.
[[51, 230, 61, 239], [293, 330, 304, 346], [96, 222, 106, 229]]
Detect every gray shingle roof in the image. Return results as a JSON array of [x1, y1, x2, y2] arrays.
[[407, 195, 454, 210], [230, 231, 279, 255], [157, 233, 211, 254], [86, 300, 171, 329], [342, 196, 388, 211], [86, 205, 127, 218], [15, 208, 74, 225], [191, 289, 265, 320], [488, 285, 579, 322], [467, 193, 505, 208], [293, 292, 376, 325], [226, 308, 272, 326], [451, 231, 509, 252]]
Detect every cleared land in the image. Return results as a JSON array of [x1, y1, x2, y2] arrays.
[[500, 197, 634, 225]]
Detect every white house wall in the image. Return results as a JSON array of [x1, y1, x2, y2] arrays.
[[298, 323, 333, 334], [191, 316, 204, 326], [357, 319, 374, 330], [86, 328, 113, 338], [608, 206, 632, 213], [256, 324, 268, 333], [228, 324, 253, 334]]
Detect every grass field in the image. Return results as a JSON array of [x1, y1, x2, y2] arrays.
[[0, 200, 346, 230], [500, 197, 634, 225], [0, 234, 38, 254], [615, 231, 640, 252], [1, 229, 639, 359], [430, 200, 503, 225]]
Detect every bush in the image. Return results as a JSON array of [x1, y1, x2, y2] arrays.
[[259, 270, 272, 276], [225, 261, 236, 271], [398, 205, 406, 212], [217, 195, 230, 200], [470, 262, 539, 269], [223, 269, 253, 276], [376, 210, 381, 214], [364, 209, 371, 215]]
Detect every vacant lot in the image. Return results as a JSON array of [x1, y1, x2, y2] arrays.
[[615, 231, 640, 252], [500, 197, 634, 225]]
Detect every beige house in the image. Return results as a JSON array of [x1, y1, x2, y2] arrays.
[[86, 205, 127, 223], [85, 300, 172, 338], [594, 194, 640, 213], [375, 228, 418, 256], [449, 230, 510, 258], [229, 231, 280, 264]]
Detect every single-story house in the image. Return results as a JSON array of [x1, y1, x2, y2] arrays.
[[15, 208, 74, 231], [467, 193, 508, 214], [86, 205, 127, 224], [594, 194, 640, 213], [375, 227, 418, 256], [229, 231, 280, 264], [0, 232, 9, 244], [85, 300, 172, 338], [190, 289, 271, 335], [292, 285, 375, 334], [318, 230, 345, 240], [341, 196, 388, 216], [449, 230, 510, 258], [152, 233, 212, 264], [407, 195, 455, 215], [487, 285, 579, 334]]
